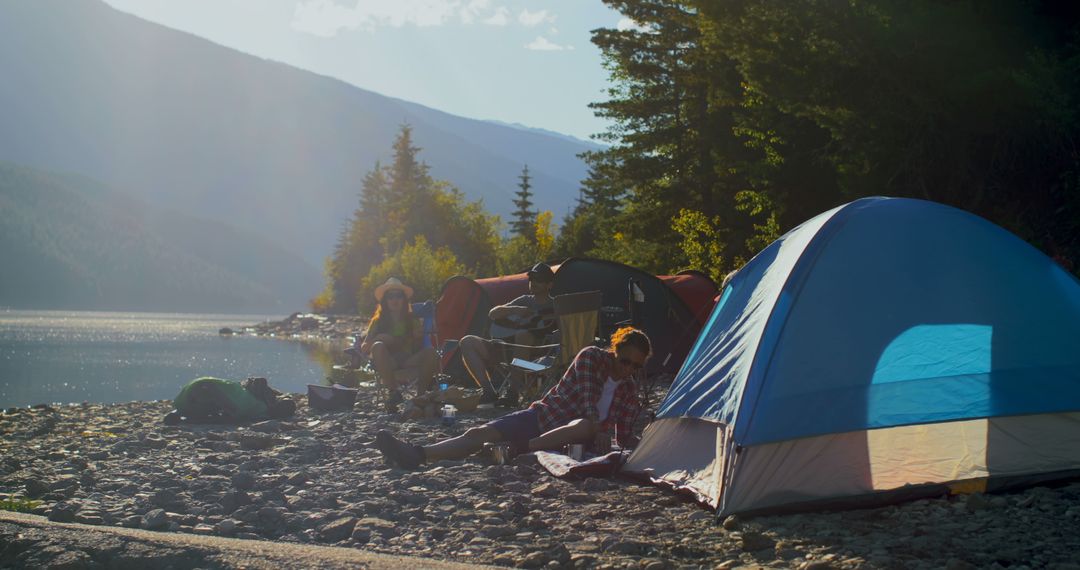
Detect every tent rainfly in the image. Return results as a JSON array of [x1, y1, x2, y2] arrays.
[[625, 197, 1080, 516], [434, 259, 718, 377]]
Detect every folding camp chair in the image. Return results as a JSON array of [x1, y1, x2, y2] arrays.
[[339, 300, 445, 411], [507, 290, 603, 401]]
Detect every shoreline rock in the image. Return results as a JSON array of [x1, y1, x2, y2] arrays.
[[2, 395, 1080, 568], [227, 313, 370, 341]]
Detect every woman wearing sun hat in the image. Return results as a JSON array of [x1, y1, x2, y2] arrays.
[[360, 278, 439, 410]]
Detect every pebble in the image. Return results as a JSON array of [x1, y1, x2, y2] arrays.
[[214, 519, 238, 535], [3, 396, 1080, 569], [318, 516, 357, 542], [141, 508, 169, 530], [740, 531, 775, 552]]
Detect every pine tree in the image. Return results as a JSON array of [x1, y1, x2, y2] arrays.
[[510, 165, 537, 240], [383, 124, 434, 252], [358, 161, 390, 219], [314, 125, 505, 313], [325, 161, 393, 313], [578, 0, 762, 272]]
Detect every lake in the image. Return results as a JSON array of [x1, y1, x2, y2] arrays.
[[0, 310, 343, 408]]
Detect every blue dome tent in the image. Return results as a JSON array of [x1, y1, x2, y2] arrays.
[[624, 197, 1080, 515]]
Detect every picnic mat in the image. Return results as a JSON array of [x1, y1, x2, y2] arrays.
[[535, 449, 631, 478]]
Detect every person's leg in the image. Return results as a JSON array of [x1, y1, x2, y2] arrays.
[[511, 330, 544, 356], [526, 418, 597, 452], [369, 342, 399, 390], [376, 409, 541, 468], [506, 330, 545, 398], [374, 424, 502, 469], [459, 335, 497, 391], [402, 346, 439, 393], [421, 425, 503, 462]]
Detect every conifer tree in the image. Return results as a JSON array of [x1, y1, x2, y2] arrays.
[[358, 161, 390, 220], [510, 165, 537, 241], [326, 161, 393, 313], [384, 124, 434, 252]]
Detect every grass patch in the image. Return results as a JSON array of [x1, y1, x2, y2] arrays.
[[0, 494, 43, 513]]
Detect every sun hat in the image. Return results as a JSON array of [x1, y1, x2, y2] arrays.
[[374, 277, 414, 302], [526, 262, 555, 282]]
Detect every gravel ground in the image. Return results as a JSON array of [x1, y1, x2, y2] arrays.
[[3, 392, 1080, 569]]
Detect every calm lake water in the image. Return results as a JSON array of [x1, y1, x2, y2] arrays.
[[0, 310, 343, 408]]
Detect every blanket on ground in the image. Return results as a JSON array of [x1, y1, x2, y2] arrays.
[[535, 450, 631, 478]]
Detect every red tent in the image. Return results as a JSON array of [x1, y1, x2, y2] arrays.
[[660, 270, 720, 329], [433, 260, 718, 377]]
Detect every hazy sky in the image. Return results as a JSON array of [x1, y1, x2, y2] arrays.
[[102, 0, 630, 141]]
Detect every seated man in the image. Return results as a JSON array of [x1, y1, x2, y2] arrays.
[[458, 262, 557, 406], [374, 326, 651, 469]]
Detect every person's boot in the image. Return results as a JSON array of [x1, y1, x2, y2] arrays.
[[373, 430, 425, 469]]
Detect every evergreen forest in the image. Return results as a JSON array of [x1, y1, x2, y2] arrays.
[[317, 0, 1080, 315]]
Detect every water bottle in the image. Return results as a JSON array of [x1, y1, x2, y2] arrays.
[[441, 404, 457, 426]]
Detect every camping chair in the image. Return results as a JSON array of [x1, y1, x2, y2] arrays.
[[413, 299, 460, 386], [507, 290, 603, 401], [348, 300, 445, 410]]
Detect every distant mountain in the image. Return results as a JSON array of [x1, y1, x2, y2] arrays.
[[0, 0, 601, 270], [483, 119, 607, 147], [0, 160, 320, 312]]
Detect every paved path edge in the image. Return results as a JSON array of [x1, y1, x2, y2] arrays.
[[0, 510, 490, 569]]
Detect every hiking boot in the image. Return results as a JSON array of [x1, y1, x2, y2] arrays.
[[374, 430, 425, 469]]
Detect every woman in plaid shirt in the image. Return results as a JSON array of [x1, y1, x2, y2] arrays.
[[375, 327, 651, 469]]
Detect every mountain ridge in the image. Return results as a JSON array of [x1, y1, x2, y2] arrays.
[[0, 160, 320, 312], [0, 0, 601, 269]]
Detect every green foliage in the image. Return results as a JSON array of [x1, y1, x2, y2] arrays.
[[321, 0, 1080, 307], [498, 211, 557, 274], [357, 236, 467, 314], [323, 162, 391, 313], [580, 0, 1080, 276], [309, 259, 337, 314], [510, 165, 538, 240], [672, 208, 726, 283], [319, 126, 500, 314], [0, 495, 42, 513], [734, 190, 782, 263], [579, 0, 763, 274], [587, 225, 671, 275], [551, 205, 599, 261]]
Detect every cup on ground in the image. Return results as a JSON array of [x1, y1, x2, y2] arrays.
[[441, 404, 457, 426]]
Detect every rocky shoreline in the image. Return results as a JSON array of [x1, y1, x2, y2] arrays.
[[221, 312, 370, 340], [3, 389, 1080, 570]]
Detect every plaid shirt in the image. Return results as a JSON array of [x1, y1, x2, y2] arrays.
[[530, 346, 641, 447]]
